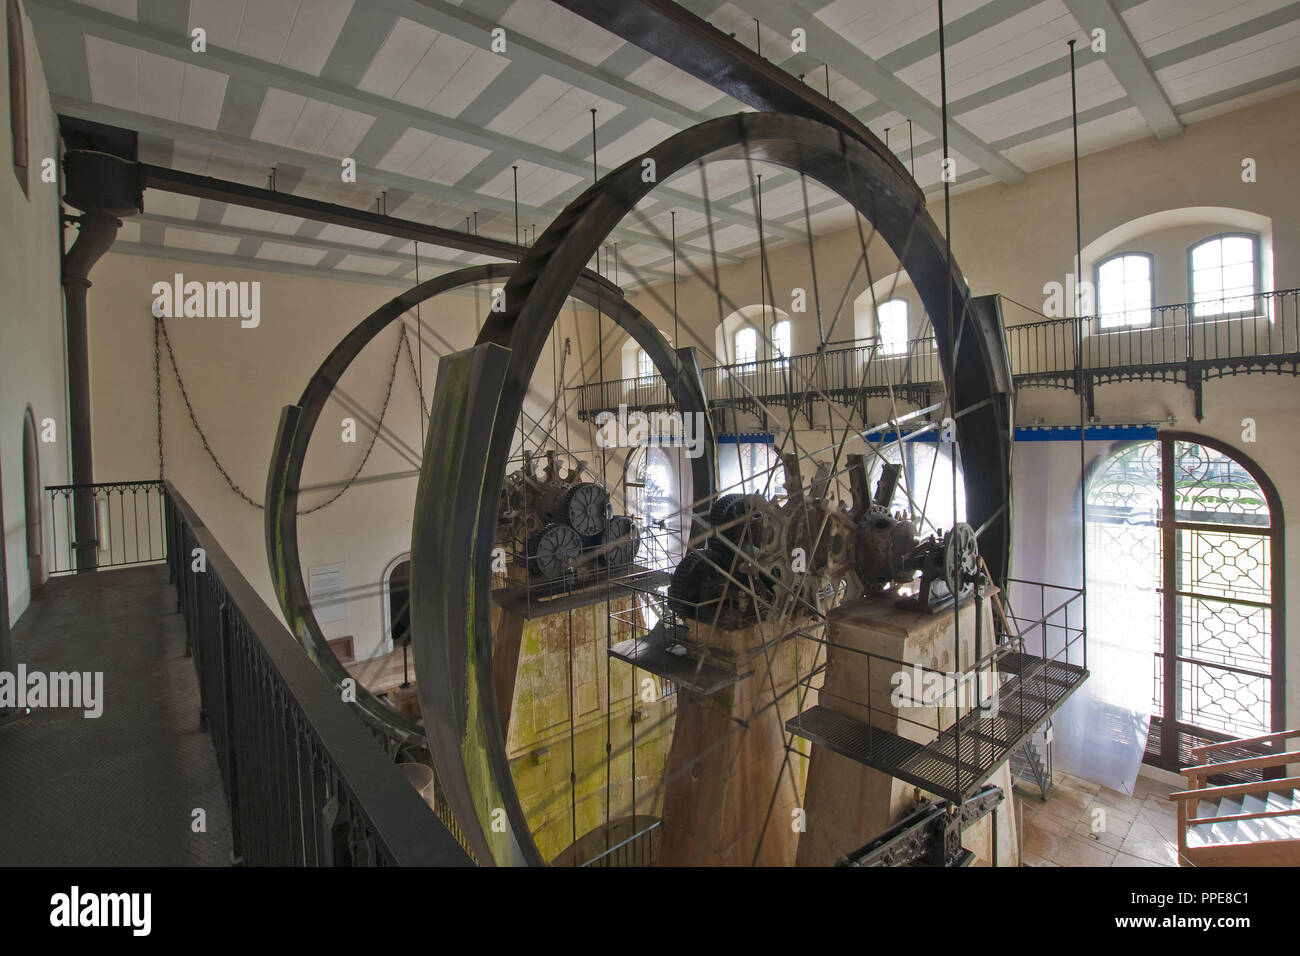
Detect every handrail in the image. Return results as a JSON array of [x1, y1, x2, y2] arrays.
[[164, 480, 472, 867], [1182, 750, 1300, 784], [1191, 728, 1300, 759], [572, 288, 1300, 417], [1169, 775, 1300, 803]]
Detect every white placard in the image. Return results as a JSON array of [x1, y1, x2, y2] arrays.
[[308, 562, 348, 623]]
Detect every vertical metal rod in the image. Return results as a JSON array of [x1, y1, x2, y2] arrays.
[[1069, 38, 1089, 672], [591, 108, 599, 183], [938, 0, 962, 797], [512, 165, 519, 246], [908, 119, 915, 177]]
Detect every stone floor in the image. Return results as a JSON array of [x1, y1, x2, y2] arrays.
[[1016, 771, 1184, 866]]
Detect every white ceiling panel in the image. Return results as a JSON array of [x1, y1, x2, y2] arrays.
[[358, 17, 509, 118], [1155, 21, 1300, 105], [478, 160, 582, 208], [85, 35, 227, 129], [376, 128, 492, 184], [1000, 105, 1149, 170], [957, 60, 1124, 143], [488, 75, 625, 152], [314, 224, 391, 248], [896, 0, 1086, 106], [1124, 0, 1295, 58], [163, 226, 242, 254], [623, 57, 728, 112], [142, 189, 201, 220], [598, 119, 680, 167], [335, 253, 402, 275], [256, 242, 329, 267], [250, 88, 375, 157], [189, 0, 354, 76], [219, 205, 306, 235], [816, 0, 995, 61], [500, 0, 625, 66]]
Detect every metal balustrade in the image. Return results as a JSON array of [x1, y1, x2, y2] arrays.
[[574, 289, 1300, 419], [46, 480, 166, 575], [164, 481, 473, 867]]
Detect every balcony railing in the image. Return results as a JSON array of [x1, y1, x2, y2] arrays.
[[573, 289, 1300, 419], [164, 481, 473, 866], [46, 480, 166, 575]]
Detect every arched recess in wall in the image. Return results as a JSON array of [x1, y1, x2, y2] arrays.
[[620, 327, 673, 380], [852, 272, 922, 345], [714, 304, 788, 364], [6, 0, 28, 195], [381, 552, 411, 655], [21, 406, 41, 589], [1076, 207, 1274, 316], [1085, 432, 1285, 771]]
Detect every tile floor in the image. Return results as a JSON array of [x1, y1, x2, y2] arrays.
[[1016, 772, 1185, 866]]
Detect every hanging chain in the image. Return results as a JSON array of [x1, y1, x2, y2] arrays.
[[156, 314, 406, 514], [299, 326, 406, 515], [154, 315, 165, 480], [401, 322, 430, 418]]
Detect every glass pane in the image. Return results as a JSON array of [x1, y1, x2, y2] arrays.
[[1178, 594, 1270, 672], [1222, 235, 1253, 266], [1192, 239, 1221, 270], [734, 327, 757, 365], [1177, 662, 1270, 737], [1172, 441, 1269, 525], [1179, 529, 1270, 602]]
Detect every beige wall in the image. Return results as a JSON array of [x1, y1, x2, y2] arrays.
[[78, 91, 1300, 741], [2, 1, 69, 627], [87, 254, 596, 661]]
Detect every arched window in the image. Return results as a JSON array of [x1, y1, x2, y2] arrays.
[[636, 347, 654, 380], [876, 298, 907, 355], [6, 0, 27, 195], [771, 320, 790, 367], [1088, 434, 1283, 771], [734, 326, 758, 367], [1096, 252, 1152, 328], [1190, 234, 1257, 317]]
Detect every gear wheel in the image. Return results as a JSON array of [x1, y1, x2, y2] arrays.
[[526, 522, 582, 581], [561, 481, 609, 538], [601, 515, 640, 569]]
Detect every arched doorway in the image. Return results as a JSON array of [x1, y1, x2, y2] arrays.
[[22, 407, 42, 589], [382, 554, 411, 652], [1087, 432, 1284, 771]]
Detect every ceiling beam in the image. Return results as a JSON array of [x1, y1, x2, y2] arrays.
[[1062, 0, 1183, 139], [52, 96, 700, 276], [133, 212, 476, 270], [716, 0, 1026, 184], [27, 0, 800, 243]]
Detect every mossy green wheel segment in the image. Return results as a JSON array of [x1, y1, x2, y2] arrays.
[[412, 111, 1012, 865], [265, 263, 717, 751]]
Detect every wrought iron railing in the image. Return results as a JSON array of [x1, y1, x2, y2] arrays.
[[46, 480, 166, 575], [164, 481, 472, 867], [573, 289, 1300, 417]]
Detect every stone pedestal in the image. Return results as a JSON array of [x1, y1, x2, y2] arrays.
[[796, 592, 1018, 867], [657, 618, 817, 866]]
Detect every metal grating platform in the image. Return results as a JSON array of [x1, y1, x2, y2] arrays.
[[608, 622, 745, 696], [493, 566, 671, 618], [787, 652, 1087, 803]]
